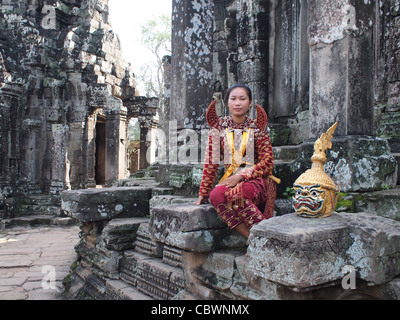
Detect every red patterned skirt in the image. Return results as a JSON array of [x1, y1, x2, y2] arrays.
[[209, 178, 276, 230]]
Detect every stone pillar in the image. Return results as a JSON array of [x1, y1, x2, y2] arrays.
[[387, 4, 400, 111], [138, 101, 159, 170], [212, 0, 238, 104], [160, 55, 171, 136], [124, 96, 159, 171], [170, 0, 214, 131], [0, 83, 23, 188], [50, 124, 70, 198], [138, 125, 151, 170], [104, 96, 127, 184], [301, 0, 398, 192], [236, 0, 269, 110], [308, 1, 375, 137], [68, 122, 85, 189], [85, 112, 97, 188]]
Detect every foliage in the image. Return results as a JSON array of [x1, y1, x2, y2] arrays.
[[283, 187, 295, 199], [128, 118, 140, 141], [137, 14, 171, 99]]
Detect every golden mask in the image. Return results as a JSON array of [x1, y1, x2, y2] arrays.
[[293, 122, 340, 218]]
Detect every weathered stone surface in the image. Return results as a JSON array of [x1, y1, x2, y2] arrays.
[[97, 217, 149, 251], [134, 222, 164, 258], [62, 187, 152, 222], [157, 163, 224, 196], [162, 245, 183, 268], [231, 255, 280, 300], [120, 250, 184, 300], [149, 204, 246, 252], [151, 204, 225, 232], [376, 109, 400, 139], [149, 195, 197, 211], [308, 0, 375, 138], [75, 242, 121, 280], [295, 136, 398, 192], [0, 214, 75, 230], [191, 249, 245, 296], [106, 280, 152, 300], [170, 0, 213, 131], [248, 212, 400, 289], [354, 187, 400, 221]]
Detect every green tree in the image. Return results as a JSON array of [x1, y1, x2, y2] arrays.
[[137, 14, 171, 99]]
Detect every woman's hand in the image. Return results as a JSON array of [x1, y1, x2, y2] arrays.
[[217, 174, 244, 188], [194, 195, 208, 205]]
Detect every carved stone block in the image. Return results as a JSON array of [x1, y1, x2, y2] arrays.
[[134, 223, 164, 257], [62, 187, 152, 222], [120, 251, 185, 300], [97, 217, 149, 251], [248, 212, 400, 289], [149, 204, 247, 252]]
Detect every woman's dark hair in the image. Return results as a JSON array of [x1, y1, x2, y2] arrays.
[[224, 84, 252, 105]]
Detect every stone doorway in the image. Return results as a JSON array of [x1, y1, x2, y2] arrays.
[[95, 119, 106, 186]]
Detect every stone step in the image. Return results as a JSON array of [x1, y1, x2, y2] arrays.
[[349, 186, 400, 221], [134, 222, 185, 268], [273, 145, 300, 162], [134, 222, 164, 258], [116, 177, 160, 189], [18, 194, 53, 204], [273, 159, 298, 197], [0, 215, 75, 230], [12, 204, 60, 215], [106, 279, 153, 300], [392, 153, 400, 185], [120, 250, 185, 300], [149, 195, 198, 211], [388, 138, 400, 154], [4, 192, 65, 218]]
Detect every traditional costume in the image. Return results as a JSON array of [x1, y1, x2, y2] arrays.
[[199, 100, 279, 230]]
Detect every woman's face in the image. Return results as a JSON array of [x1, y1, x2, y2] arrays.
[[227, 87, 252, 119]]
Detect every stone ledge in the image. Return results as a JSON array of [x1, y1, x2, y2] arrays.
[[355, 187, 400, 221], [149, 195, 198, 211], [248, 212, 400, 290], [61, 187, 152, 222], [149, 204, 247, 252]]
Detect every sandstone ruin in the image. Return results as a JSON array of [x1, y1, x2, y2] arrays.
[[1, 0, 400, 300]]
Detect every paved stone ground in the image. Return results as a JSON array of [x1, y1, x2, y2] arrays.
[[0, 225, 80, 300]]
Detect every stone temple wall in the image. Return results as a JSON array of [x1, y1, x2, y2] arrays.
[[0, 0, 158, 219], [164, 0, 400, 147], [158, 0, 399, 200]]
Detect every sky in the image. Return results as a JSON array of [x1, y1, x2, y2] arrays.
[[108, 0, 172, 90]]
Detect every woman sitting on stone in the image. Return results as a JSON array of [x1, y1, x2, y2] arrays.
[[195, 84, 278, 239]]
